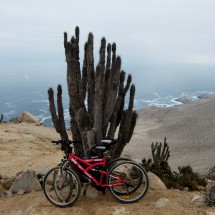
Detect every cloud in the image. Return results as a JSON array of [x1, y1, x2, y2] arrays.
[[1, 0, 215, 75]]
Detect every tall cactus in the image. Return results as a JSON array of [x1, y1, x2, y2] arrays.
[[48, 26, 137, 157]]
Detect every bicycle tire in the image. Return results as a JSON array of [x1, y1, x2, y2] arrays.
[[43, 166, 81, 207], [108, 160, 149, 203], [106, 158, 143, 195], [106, 157, 133, 170]]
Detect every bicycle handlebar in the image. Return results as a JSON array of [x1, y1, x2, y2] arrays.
[[51, 140, 82, 145]]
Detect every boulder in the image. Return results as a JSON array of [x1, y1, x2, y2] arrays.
[[10, 112, 41, 124], [10, 170, 41, 193], [148, 172, 167, 190]]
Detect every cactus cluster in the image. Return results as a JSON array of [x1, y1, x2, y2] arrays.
[[151, 137, 170, 163], [142, 138, 206, 190], [48, 26, 137, 157]]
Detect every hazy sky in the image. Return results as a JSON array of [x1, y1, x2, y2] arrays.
[[1, 0, 215, 93]]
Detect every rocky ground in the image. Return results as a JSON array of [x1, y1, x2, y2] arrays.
[[1, 95, 215, 214]]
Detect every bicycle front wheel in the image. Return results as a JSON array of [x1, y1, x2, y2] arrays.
[[108, 160, 149, 203], [43, 166, 81, 207]]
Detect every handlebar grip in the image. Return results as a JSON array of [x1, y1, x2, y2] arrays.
[[51, 140, 61, 144], [51, 140, 82, 145]]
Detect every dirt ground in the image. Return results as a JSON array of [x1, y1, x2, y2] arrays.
[[1, 95, 215, 214]]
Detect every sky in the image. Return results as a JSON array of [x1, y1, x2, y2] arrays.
[[1, 0, 215, 95]]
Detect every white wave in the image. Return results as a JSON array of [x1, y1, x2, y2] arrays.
[[39, 109, 48, 114], [3, 110, 16, 116], [35, 91, 46, 98], [150, 103, 174, 107], [170, 98, 183, 105], [5, 102, 17, 108], [40, 116, 51, 123]]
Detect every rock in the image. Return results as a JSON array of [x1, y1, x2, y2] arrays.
[[2, 190, 13, 198], [2, 177, 16, 189], [190, 194, 205, 207], [155, 198, 169, 208], [16, 171, 24, 177], [9, 117, 21, 123], [183, 187, 189, 191], [85, 186, 99, 199], [10, 170, 41, 193], [17, 190, 25, 195], [190, 194, 202, 202], [175, 97, 191, 104], [0, 175, 8, 180], [148, 172, 167, 190], [10, 112, 41, 124], [121, 153, 132, 159], [112, 207, 130, 215]]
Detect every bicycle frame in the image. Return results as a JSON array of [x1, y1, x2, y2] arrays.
[[67, 153, 127, 188]]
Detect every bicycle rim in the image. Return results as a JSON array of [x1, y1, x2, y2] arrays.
[[43, 166, 81, 207], [108, 161, 149, 203]]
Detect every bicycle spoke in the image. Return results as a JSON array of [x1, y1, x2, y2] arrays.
[[108, 161, 149, 203], [43, 167, 81, 207]]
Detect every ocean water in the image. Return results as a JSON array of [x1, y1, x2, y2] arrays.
[[1, 67, 215, 127]]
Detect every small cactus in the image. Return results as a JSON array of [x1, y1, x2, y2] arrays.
[[151, 137, 170, 163]]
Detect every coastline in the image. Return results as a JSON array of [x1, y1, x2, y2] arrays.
[[123, 94, 215, 174]]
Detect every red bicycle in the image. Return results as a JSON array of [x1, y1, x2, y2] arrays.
[[43, 139, 149, 207]]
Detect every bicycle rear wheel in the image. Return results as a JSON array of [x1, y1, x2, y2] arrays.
[[43, 166, 81, 207], [108, 160, 149, 203], [106, 157, 132, 170]]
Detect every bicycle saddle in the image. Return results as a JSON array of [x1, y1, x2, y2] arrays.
[[100, 139, 117, 147]]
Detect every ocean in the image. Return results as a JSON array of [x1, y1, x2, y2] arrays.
[[1, 65, 215, 127]]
